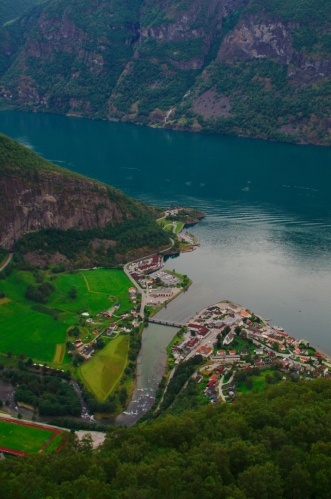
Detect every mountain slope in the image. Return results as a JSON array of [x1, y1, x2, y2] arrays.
[[0, 0, 40, 26], [1, 378, 331, 497], [1, 0, 331, 145], [0, 133, 162, 253]]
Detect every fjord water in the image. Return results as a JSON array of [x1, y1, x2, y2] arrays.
[[1, 112, 331, 351]]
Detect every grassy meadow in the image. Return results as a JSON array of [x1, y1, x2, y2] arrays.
[[79, 335, 130, 401], [0, 268, 134, 363], [0, 420, 58, 453]]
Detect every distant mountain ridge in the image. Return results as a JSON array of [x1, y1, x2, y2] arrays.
[[1, 0, 331, 145]]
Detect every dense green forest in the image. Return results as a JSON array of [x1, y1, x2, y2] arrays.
[[15, 215, 170, 267], [3, 370, 81, 416], [1, 378, 331, 497]]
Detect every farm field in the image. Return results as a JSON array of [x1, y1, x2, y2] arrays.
[[0, 301, 66, 361], [81, 269, 133, 313], [0, 419, 61, 454], [79, 335, 129, 401], [0, 268, 134, 363]]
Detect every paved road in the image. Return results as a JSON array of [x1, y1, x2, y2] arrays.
[[0, 252, 13, 272], [155, 366, 176, 412], [124, 238, 175, 317], [218, 375, 226, 401]]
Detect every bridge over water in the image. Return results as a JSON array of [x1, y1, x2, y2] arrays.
[[147, 318, 184, 328]]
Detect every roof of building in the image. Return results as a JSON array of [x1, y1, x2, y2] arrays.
[[241, 310, 251, 318], [196, 346, 213, 356]]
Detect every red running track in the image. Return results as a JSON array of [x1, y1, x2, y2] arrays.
[[0, 417, 63, 454]]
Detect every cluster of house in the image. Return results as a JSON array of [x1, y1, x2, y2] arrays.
[[164, 207, 184, 216], [72, 339, 95, 360], [128, 254, 162, 277], [129, 287, 137, 303], [170, 301, 331, 382], [96, 304, 120, 319]]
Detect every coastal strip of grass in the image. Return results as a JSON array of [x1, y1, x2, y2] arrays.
[[0, 420, 56, 453], [79, 335, 130, 402]]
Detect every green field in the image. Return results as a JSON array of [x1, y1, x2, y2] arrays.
[[157, 218, 184, 234], [43, 433, 63, 453], [0, 301, 66, 361], [174, 221, 184, 234], [79, 335, 129, 401], [237, 370, 275, 394], [0, 268, 134, 363], [0, 420, 58, 453]]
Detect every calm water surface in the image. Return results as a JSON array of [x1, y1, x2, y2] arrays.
[[1, 111, 331, 421]]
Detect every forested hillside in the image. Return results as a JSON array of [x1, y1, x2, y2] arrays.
[[0, 133, 169, 264], [1, 378, 331, 498], [1, 0, 331, 145], [0, 0, 40, 26]]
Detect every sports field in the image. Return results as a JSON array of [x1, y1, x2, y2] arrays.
[[0, 419, 62, 454], [0, 268, 134, 363], [79, 335, 129, 401]]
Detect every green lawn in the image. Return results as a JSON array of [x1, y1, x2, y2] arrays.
[[50, 271, 115, 315], [0, 301, 66, 361], [174, 222, 184, 234], [0, 420, 56, 453], [238, 370, 275, 394], [43, 433, 63, 453], [81, 269, 133, 313], [157, 218, 168, 228], [79, 335, 129, 401]]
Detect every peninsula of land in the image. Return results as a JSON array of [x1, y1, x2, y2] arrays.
[[144, 300, 331, 419]]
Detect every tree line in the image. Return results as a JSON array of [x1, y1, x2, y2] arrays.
[[1, 378, 331, 497]]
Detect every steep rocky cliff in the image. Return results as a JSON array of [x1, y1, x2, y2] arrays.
[[0, 133, 151, 250], [1, 0, 331, 145]]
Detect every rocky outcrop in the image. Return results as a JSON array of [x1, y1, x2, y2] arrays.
[[218, 15, 331, 83], [140, 0, 248, 68], [0, 133, 149, 250], [289, 53, 331, 84], [0, 170, 132, 250], [218, 16, 296, 64]]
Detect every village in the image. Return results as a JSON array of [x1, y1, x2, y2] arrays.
[[169, 300, 331, 404], [127, 255, 190, 311]]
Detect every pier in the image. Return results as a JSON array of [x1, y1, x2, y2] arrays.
[[147, 318, 184, 328]]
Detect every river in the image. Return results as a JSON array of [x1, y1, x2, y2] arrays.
[[1, 111, 331, 423]]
